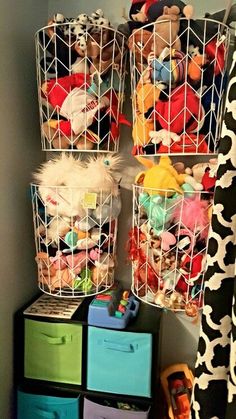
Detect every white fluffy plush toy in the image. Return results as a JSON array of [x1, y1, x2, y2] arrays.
[[33, 153, 122, 243]]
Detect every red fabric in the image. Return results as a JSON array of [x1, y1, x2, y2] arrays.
[[158, 134, 209, 154], [42, 73, 90, 109], [155, 84, 203, 135], [201, 168, 217, 191], [205, 38, 225, 76], [131, 0, 156, 13], [56, 120, 72, 136]]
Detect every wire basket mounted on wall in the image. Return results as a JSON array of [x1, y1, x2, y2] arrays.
[[129, 18, 230, 156], [129, 184, 213, 315], [31, 184, 120, 297], [35, 22, 127, 152]]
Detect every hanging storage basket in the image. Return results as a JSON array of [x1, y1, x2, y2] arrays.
[[130, 184, 213, 314], [129, 18, 230, 156], [31, 184, 120, 297], [35, 23, 127, 152]]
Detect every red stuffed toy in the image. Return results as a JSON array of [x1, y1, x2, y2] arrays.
[[176, 253, 205, 293]]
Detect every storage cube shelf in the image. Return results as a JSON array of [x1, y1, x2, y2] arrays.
[[35, 23, 127, 152], [129, 18, 230, 156], [15, 296, 162, 419], [31, 184, 120, 297]]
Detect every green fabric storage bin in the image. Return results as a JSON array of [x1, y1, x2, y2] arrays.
[[24, 319, 83, 385]]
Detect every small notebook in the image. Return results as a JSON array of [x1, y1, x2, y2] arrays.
[[23, 294, 84, 319]]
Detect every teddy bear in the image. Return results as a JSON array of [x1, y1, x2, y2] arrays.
[[152, 6, 182, 58]]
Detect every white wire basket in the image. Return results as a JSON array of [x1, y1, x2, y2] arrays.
[[129, 18, 230, 156], [35, 23, 127, 152], [129, 185, 213, 314], [31, 184, 121, 297]]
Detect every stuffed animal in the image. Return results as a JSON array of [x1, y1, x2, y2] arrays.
[[152, 6, 182, 59], [155, 84, 205, 137], [132, 78, 165, 149], [49, 10, 111, 52], [118, 0, 193, 38], [33, 153, 122, 243], [150, 49, 186, 85], [135, 156, 203, 196], [128, 28, 154, 71], [171, 196, 210, 241], [188, 45, 208, 83], [131, 0, 193, 22], [186, 159, 218, 185], [41, 74, 109, 137], [176, 253, 205, 293]]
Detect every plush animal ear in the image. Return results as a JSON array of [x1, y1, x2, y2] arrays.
[[135, 171, 146, 185], [135, 155, 155, 168]]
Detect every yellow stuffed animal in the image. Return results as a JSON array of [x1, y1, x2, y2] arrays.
[[135, 156, 203, 196]]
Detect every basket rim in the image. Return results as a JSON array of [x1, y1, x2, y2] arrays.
[[30, 183, 120, 190], [35, 22, 127, 40], [130, 16, 230, 39], [132, 183, 213, 195]]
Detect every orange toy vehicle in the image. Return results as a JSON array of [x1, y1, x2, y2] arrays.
[[160, 363, 194, 419]]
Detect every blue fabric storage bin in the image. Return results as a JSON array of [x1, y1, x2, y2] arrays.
[[87, 326, 152, 397], [17, 390, 79, 419]]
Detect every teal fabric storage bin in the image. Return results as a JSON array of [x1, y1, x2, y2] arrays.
[[87, 326, 152, 397], [17, 390, 79, 419], [24, 319, 83, 384]]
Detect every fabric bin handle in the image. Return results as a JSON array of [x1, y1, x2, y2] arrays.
[[35, 333, 72, 345], [103, 339, 135, 352], [35, 408, 57, 419]]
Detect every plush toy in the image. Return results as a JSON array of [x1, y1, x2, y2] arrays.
[[131, 0, 193, 22], [171, 196, 210, 241], [155, 84, 205, 136], [33, 153, 122, 243], [132, 78, 165, 149], [36, 252, 74, 290], [128, 28, 154, 71], [186, 159, 218, 184], [41, 74, 109, 137], [139, 191, 187, 235], [150, 49, 186, 85], [152, 6, 182, 59], [188, 45, 208, 83], [135, 156, 203, 196], [118, 0, 193, 38], [49, 9, 111, 53], [176, 253, 205, 293]]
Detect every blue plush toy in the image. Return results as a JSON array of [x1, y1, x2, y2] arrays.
[[150, 50, 186, 86], [139, 183, 194, 235]]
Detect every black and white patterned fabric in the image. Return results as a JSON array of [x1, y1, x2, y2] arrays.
[[191, 51, 236, 419]]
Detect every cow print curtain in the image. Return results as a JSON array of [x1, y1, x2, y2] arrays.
[[191, 52, 236, 419]]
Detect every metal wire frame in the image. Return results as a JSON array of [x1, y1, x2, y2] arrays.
[[129, 18, 231, 156], [131, 184, 213, 312], [31, 183, 120, 297], [35, 23, 127, 153]]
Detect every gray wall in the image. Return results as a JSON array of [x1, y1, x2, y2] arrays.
[[0, 1, 47, 417]]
